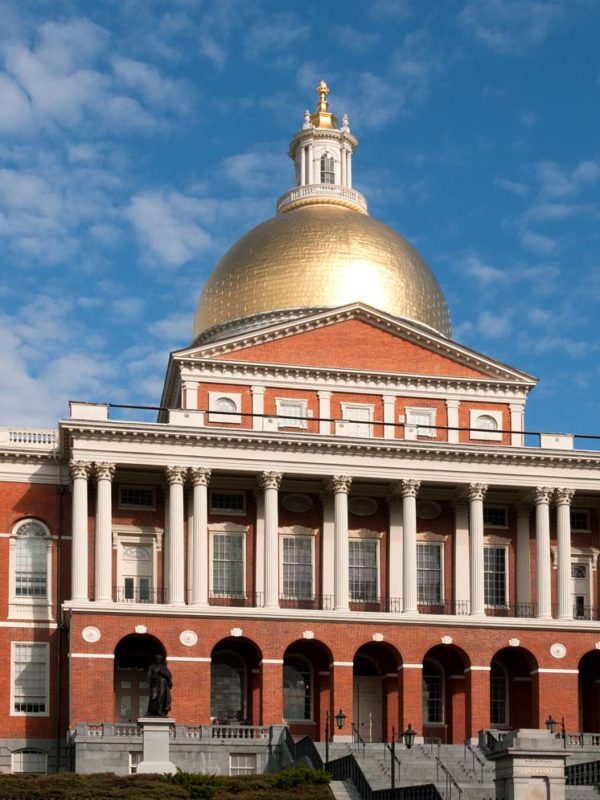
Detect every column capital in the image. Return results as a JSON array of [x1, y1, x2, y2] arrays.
[[534, 486, 554, 505], [328, 475, 352, 494], [259, 471, 282, 491], [400, 479, 421, 498], [165, 465, 187, 485], [94, 462, 115, 481], [317, 390, 332, 400], [445, 399, 460, 409], [189, 467, 211, 487], [467, 483, 488, 502], [69, 460, 92, 480], [251, 385, 265, 396], [555, 488, 575, 506]]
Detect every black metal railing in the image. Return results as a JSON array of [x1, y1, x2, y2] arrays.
[[208, 591, 263, 607], [284, 727, 323, 770], [566, 760, 600, 785], [417, 601, 470, 615], [484, 602, 537, 618], [435, 757, 462, 799], [352, 722, 367, 757], [114, 586, 165, 603], [350, 597, 403, 612], [279, 595, 333, 610], [463, 740, 485, 783]]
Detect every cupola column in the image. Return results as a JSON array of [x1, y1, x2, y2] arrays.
[[190, 467, 211, 606], [347, 152, 352, 187], [165, 466, 186, 605], [70, 460, 91, 602], [307, 143, 314, 184], [556, 488, 575, 619], [535, 487, 554, 619], [260, 471, 282, 608], [401, 479, 420, 613], [94, 462, 115, 602], [341, 146, 347, 186], [468, 483, 487, 616], [331, 476, 352, 611], [300, 146, 306, 186]]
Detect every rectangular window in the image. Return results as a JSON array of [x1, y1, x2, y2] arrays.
[[406, 407, 436, 437], [129, 752, 142, 775], [417, 543, 442, 605], [483, 506, 508, 527], [282, 537, 313, 599], [230, 753, 257, 775], [571, 510, 590, 531], [210, 491, 245, 515], [212, 534, 244, 596], [484, 547, 507, 607], [15, 538, 47, 597], [12, 750, 47, 774], [349, 539, 378, 602], [119, 486, 156, 510], [12, 643, 48, 715], [276, 399, 307, 429]]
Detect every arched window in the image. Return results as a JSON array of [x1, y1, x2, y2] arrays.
[[490, 660, 508, 726], [211, 652, 246, 723], [475, 414, 499, 431], [283, 654, 312, 720], [422, 659, 444, 724], [320, 154, 335, 184], [13, 520, 50, 599]]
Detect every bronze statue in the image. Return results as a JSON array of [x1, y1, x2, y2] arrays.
[[146, 654, 172, 717]]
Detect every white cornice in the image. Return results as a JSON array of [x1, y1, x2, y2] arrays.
[[174, 304, 537, 386]]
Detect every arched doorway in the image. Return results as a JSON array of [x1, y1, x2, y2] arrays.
[[211, 637, 261, 724], [114, 634, 166, 722], [422, 645, 469, 743], [579, 651, 600, 732], [282, 639, 332, 739], [353, 643, 401, 742], [490, 647, 537, 729]]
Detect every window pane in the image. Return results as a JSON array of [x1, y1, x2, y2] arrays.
[[283, 658, 311, 720], [490, 663, 507, 726], [15, 533, 47, 598], [349, 540, 377, 601], [211, 655, 244, 722], [417, 543, 442, 604], [484, 547, 506, 607], [213, 534, 244, 595], [483, 507, 507, 527], [422, 664, 443, 724], [13, 644, 47, 714], [282, 537, 312, 598]]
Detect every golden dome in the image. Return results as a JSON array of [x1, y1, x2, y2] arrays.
[[193, 203, 451, 341]]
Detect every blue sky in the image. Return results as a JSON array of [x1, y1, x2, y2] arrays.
[[0, 0, 599, 441]]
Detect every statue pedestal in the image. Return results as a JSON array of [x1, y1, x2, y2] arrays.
[[136, 717, 176, 775], [487, 729, 567, 800]]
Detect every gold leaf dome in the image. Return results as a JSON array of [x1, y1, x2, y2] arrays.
[[192, 203, 452, 342]]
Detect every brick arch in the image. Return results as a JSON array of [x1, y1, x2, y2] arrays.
[[578, 650, 600, 732], [422, 644, 470, 744], [490, 646, 538, 730], [210, 636, 262, 725], [353, 641, 403, 742], [283, 638, 333, 740]]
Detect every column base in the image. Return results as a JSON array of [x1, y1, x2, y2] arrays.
[[536, 613, 552, 620], [137, 717, 176, 775]]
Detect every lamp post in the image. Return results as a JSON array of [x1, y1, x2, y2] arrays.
[[403, 723, 416, 750], [391, 726, 396, 791], [335, 708, 347, 731], [561, 716, 567, 748], [325, 711, 330, 770], [545, 714, 557, 735]]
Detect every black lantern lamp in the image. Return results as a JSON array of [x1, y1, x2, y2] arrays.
[[403, 723, 417, 749], [335, 708, 347, 730], [545, 715, 557, 734]]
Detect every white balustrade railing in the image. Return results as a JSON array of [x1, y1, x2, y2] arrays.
[[0, 428, 58, 447], [277, 183, 368, 213]]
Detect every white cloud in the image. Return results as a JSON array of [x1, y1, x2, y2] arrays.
[[459, 253, 557, 289], [150, 312, 193, 344], [536, 159, 600, 198], [460, 0, 565, 54], [495, 177, 529, 196], [332, 26, 379, 51], [221, 148, 289, 194], [244, 13, 310, 59], [521, 230, 558, 255], [111, 56, 192, 115], [476, 309, 512, 339]]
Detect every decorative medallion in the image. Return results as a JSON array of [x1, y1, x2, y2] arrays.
[[441, 635, 453, 645], [372, 632, 384, 642], [180, 630, 198, 647], [231, 627, 243, 637], [282, 494, 313, 513], [508, 638, 520, 647], [417, 501, 442, 520], [303, 631, 315, 640], [135, 624, 148, 634], [82, 626, 101, 643], [550, 643, 567, 660], [349, 497, 378, 517]]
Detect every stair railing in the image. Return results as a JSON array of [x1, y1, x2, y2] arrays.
[[463, 740, 485, 783], [352, 722, 367, 758], [435, 756, 462, 799]]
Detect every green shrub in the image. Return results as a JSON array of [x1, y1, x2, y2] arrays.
[[165, 771, 220, 799], [271, 767, 330, 789]]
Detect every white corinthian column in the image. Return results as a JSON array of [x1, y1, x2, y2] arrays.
[[535, 487, 554, 619], [260, 471, 282, 608], [70, 460, 92, 602], [94, 462, 115, 602], [556, 488, 575, 619], [468, 483, 488, 616], [190, 467, 211, 606], [330, 476, 352, 611], [165, 466, 187, 605], [401, 479, 420, 614]]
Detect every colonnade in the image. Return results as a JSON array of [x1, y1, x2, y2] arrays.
[[297, 142, 353, 187], [68, 461, 579, 618]]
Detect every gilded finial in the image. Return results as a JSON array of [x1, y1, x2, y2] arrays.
[[316, 80, 330, 110], [310, 79, 337, 129]]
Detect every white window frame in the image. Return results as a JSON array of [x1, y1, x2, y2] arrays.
[[283, 653, 314, 723], [9, 520, 53, 621], [209, 490, 246, 516], [483, 505, 509, 529], [483, 543, 509, 608], [209, 523, 247, 597], [114, 526, 162, 604], [208, 391, 242, 424], [570, 553, 595, 617], [348, 530, 381, 601], [11, 749, 48, 774], [275, 398, 308, 429], [571, 509, 591, 532], [279, 526, 317, 600], [338, 402, 374, 438], [11, 642, 50, 717], [406, 406, 437, 438], [118, 485, 156, 510], [416, 540, 444, 606], [469, 409, 503, 441], [229, 753, 257, 775]]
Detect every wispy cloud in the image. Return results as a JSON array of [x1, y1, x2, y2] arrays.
[[244, 12, 310, 60], [460, 0, 565, 54]]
